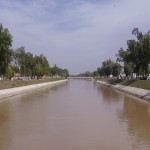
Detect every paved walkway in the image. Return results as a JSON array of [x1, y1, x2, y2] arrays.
[[96, 80, 150, 101]]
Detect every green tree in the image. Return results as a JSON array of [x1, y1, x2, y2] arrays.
[[124, 63, 133, 77], [139, 30, 150, 75], [97, 67, 105, 76], [102, 59, 114, 77], [5, 65, 14, 80], [97, 59, 121, 77], [34, 54, 50, 77], [116, 28, 150, 76], [112, 63, 122, 76], [13, 47, 26, 76], [60, 69, 69, 78], [34, 64, 43, 79], [116, 48, 129, 63], [25, 52, 34, 76], [50, 64, 59, 76], [0, 23, 12, 77]]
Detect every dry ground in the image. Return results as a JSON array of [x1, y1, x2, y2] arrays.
[[0, 78, 63, 90]]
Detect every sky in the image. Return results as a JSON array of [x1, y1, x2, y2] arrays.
[[0, 0, 150, 74]]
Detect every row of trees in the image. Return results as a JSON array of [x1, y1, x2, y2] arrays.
[[77, 28, 150, 78], [116, 28, 150, 76], [76, 71, 94, 77], [96, 28, 150, 78], [0, 23, 69, 80], [97, 59, 121, 77], [76, 59, 121, 78]]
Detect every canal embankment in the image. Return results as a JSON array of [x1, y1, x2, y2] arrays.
[[95, 80, 150, 101], [0, 79, 68, 100]]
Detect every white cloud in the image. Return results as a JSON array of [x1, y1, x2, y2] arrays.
[[0, 0, 150, 74]]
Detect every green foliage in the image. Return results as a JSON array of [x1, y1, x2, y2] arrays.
[[0, 23, 12, 76], [61, 69, 69, 78], [124, 63, 133, 76], [97, 59, 122, 77], [34, 54, 50, 77], [97, 67, 104, 76], [0, 22, 70, 79], [13, 47, 35, 76], [35, 64, 43, 78], [5, 66, 14, 80], [50, 64, 59, 76], [50, 64, 69, 78], [13, 66, 20, 73], [116, 28, 150, 76], [13, 47, 26, 76], [112, 63, 122, 76], [77, 71, 93, 77]]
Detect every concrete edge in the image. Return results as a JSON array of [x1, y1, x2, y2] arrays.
[[0, 79, 68, 100], [95, 80, 150, 101]]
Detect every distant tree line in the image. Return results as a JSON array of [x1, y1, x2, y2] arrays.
[[77, 28, 150, 78], [76, 71, 94, 77], [0, 23, 69, 80], [76, 59, 121, 78]]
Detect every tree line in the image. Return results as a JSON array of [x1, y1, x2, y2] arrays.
[[77, 28, 150, 78], [116, 28, 150, 77], [0, 23, 69, 80], [76, 59, 121, 78]]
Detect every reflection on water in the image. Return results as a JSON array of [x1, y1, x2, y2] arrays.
[[119, 96, 150, 146], [0, 80, 150, 150], [97, 84, 122, 104]]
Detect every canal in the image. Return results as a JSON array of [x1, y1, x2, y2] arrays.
[[0, 80, 150, 150]]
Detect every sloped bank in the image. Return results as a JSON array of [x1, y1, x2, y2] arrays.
[[95, 80, 150, 101], [0, 79, 68, 100]]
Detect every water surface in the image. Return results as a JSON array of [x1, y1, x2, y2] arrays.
[[0, 80, 150, 150]]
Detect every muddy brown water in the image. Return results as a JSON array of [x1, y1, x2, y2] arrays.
[[0, 80, 150, 150]]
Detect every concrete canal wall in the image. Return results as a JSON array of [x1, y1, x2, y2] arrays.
[[0, 79, 68, 100], [96, 80, 150, 101]]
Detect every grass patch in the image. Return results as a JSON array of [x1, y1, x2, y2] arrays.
[[99, 78, 150, 90], [122, 80, 150, 90]]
